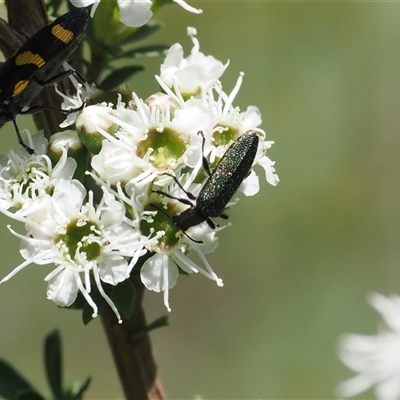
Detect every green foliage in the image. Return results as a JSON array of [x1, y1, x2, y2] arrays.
[[0, 331, 90, 400], [130, 315, 169, 342], [0, 360, 38, 400], [45, 331, 63, 399], [46, 0, 63, 15], [110, 279, 137, 318], [100, 65, 144, 91], [81, 279, 137, 325], [116, 44, 168, 60], [82, 2, 169, 86], [152, 0, 176, 14], [118, 21, 163, 44]]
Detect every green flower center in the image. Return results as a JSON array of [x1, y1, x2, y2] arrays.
[[213, 125, 240, 146], [136, 128, 186, 169], [140, 200, 181, 251], [56, 218, 102, 262]]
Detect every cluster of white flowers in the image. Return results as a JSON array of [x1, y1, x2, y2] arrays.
[[0, 28, 278, 321], [338, 293, 400, 400]]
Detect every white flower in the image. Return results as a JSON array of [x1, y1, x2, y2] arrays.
[[338, 292, 400, 399], [90, 92, 206, 186], [160, 27, 229, 97], [140, 244, 223, 312], [113, 182, 223, 311], [0, 180, 145, 322], [0, 133, 76, 214], [69, 0, 202, 27]]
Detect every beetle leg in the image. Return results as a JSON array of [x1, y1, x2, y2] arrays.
[[11, 116, 34, 155], [157, 172, 196, 200]]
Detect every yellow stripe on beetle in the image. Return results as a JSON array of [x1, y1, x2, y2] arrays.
[[51, 24, 74, 44], [13, 80, 29, 97], [15, 51, 45, 68]]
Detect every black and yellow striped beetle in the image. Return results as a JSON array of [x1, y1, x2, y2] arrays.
[[0, 8, 88, 153]]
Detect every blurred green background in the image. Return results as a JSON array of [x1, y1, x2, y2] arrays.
[[1, 1, 400, 398]]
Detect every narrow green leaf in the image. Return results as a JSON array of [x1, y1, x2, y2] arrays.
[[130, 315, 169, 342], [0, 359, 36, 399], [115, 44, 169, 60], [44, 331, 63, 399], [110, 279, 136, 318], [47, 0, 63, 14], [92, 42, 124, 58], [147, 315, 169, 331], [152, 0, 175, 13], [68, 377, 92, 400], [100, 66, 144, 91], [117, 21, 162, 45], [15, 390, 45, 400]]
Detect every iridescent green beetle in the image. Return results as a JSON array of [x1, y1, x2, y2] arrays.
[[155, 131, 259, 239]]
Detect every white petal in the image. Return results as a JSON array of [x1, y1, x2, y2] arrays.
[[20, 236, 54, 265], [52, 180, 86, 217], [140, 254, 178, 292], [338, 333, 381, 371], [51, 156, 77, 183], [173, 106, 213, 137], [100, 190, 125, 227], [173, 53, 226, 93], [118, 0, 153, 27], [68, 0, 100, 16], [31, 132, 49, 155], [241, 106, 262, 130], [106, 226, 143, 259], [239, 170, 259, 196], [18, 193, 52, 218], [69, 0, 97, 7], [47, 268, 79, 307], [337, 295, 400, 400], [98, 255, 130, 285], [92, 141, 141, 185], [369, 292, 400, 333], [258, 156, 279, 186], [337, 374, 374, 398], [375, 375, 400, 400], [161, 44, 183, 72]]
